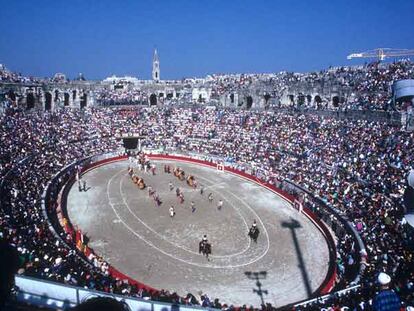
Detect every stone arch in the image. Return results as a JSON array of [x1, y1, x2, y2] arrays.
[[45, 92, 52, 111], [26, 93, 35, 110], [64, 93, 70, 106], [315, 95, 322, 104], [150, 94, 157, 105], [314, 95, 323, 109], [54, 89, 59, 102], [297, 94, 305, 106], [246, 96, 253, 109], [198, 94, 204, 103], [230, 93, 235, 103], [332, 95, 340, 108], [80, 92, 87, 109], [7, 90, 16, 102]]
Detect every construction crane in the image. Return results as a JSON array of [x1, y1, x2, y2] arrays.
[[347, 48, 414, 61]]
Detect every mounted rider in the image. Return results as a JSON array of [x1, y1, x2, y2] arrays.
[[248, 220, 260, 243]]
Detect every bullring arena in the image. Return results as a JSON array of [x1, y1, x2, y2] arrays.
[[66, 155, 333, 307]]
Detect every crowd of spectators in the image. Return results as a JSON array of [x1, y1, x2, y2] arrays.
[[0, 105, 413, 310], [3, 59, 414, 112], [282, 60, 414, 111], [101, 60, 414, 111], [0, 64, 42, 84], [95, 88, 145, 106]]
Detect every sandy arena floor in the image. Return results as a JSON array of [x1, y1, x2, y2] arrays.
[[67, 159, 330, 307]]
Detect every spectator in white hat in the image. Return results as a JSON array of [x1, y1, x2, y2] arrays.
[[373, 272, 401, 311]]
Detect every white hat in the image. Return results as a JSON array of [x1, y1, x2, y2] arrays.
[[378, 272, 391, 285], [253, 223, 257, 227], [203, 235, 207, 241]]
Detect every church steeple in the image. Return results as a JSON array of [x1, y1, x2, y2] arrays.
[[152, 49, 160, 82]]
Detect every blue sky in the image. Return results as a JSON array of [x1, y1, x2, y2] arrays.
[[0, 0, 413, 80]]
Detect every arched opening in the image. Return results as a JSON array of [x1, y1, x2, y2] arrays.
[[297, 94, 305, 106], [114, 83, 124, 90], [26, 93, 35, 110], [246, 96, 253, 109], [159, 92, 164, 98], [230, 93, 235, 103], [198, 94, 204, 103], [64, 93, 70, 106], [54, 90, 59, 102], [264, 94, 271, 103], [166, 93, 173, 99], [332, 96, 340, 108], [45, 92, 52, 111], [150, 94, 157, 106], [7, 90, 16, 102], [80, 92, 87, 109], [306, 95, 312, 105], [72, 90, 77, 101], [288, 95, 295, 104], [314, 95, 322, 108]]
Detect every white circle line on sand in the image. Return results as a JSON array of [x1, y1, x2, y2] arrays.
[[196, 174, 271, 258], [105, 165, 270, 269], [119, 171, 253, 258]]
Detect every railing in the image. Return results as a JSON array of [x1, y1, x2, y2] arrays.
[[41, 152, 338, 307], [293, 284, 361, 309], [280, 180, 366, 308], [41, 152, 126, 269], [5, 148, 363, 310], [15, 275, 219, 311]]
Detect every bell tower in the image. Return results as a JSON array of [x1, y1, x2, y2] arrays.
[[152, 49, 160, 82]]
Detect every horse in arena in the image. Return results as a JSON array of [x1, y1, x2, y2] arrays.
[[248, 224, 260, 243], [174, 167, 186, 181], [132, 174, 146, 189], [186, 175, 195, 187], [137, 177, 146, 189], [199, 239, 212, 260]]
